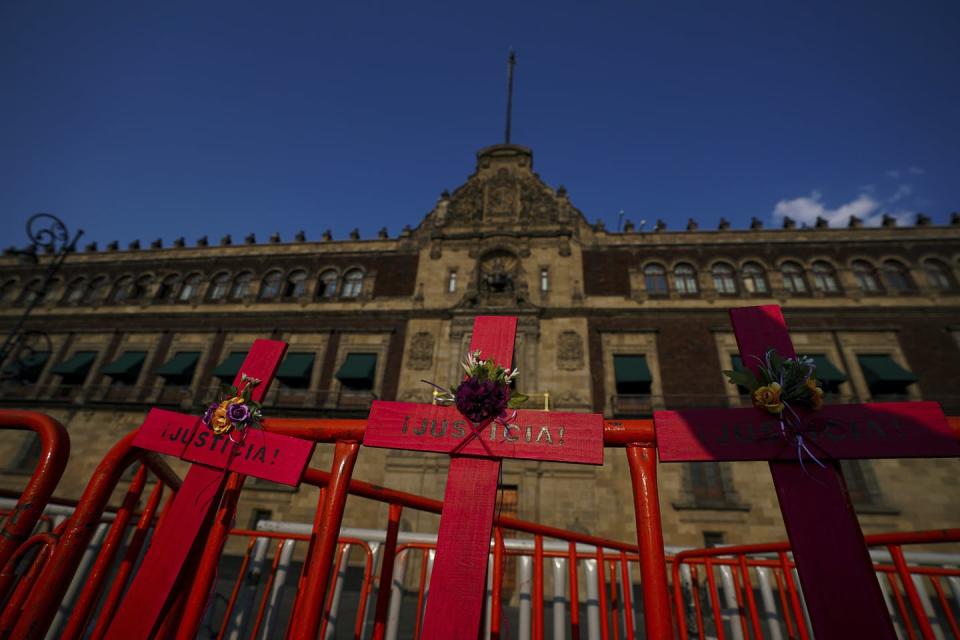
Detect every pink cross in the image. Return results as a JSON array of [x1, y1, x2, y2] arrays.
[[104, 340, 316, 640], [364, 316, 605, 639], [654, 305, 960, 639]]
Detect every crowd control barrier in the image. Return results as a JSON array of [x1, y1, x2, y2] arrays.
[[0, 410, 957, 639]]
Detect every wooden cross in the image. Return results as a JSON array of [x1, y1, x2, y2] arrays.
[[654, 305, 960, 639], [364, 316, 605, 639], [104, 340, 316, 640]]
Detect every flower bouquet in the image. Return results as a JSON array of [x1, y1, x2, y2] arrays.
[[426, 350, 527, 423], [202, 373, 264, 439]]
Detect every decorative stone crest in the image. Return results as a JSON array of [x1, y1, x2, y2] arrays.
[[408, 332, 435, 370], [557, 331, 584, 370]]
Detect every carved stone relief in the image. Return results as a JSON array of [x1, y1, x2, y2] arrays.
[[408, 332, 435, 370], [557, 331, 584, 370]]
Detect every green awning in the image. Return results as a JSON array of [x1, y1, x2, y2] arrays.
[[155, 351, 200, 378], [809, 355, 848, 383], [335, 353, 377, 386], [857, 355, 917, 385], [101, 351, 147, 377], [276, 353, 315, 380], [212, 351, 247, 380], [2, 352, 49, 376], [614, 355, 652, 384], [51, 351, 97, 376], [731, 355, 744, 371]]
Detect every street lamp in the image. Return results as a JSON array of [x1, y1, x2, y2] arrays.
[[1, 213, 84, 383]]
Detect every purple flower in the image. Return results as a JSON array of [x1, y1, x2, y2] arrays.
[[227, 402, 251, 423], [455, 377, 508, 423], [202, 402, 218, 425]]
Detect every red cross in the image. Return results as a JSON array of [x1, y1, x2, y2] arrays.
[[654, 305, 960, 639], [104, 339, 316, 640], [364, 316, 605, 640]]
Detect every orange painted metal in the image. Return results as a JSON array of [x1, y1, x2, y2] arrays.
[[929, 575, 960, 638], [250, 540, 286, 639], [608, 559, 620, 640], [9, 431, 141, 640], [737, 554, 762, 640], [596, 546, 610, 640], [0, 531, 57, 634], [704, 558, 725, 640], [625, 444, 674, 640], [215, 537, 257, 640], [60, 465, 149, 640], [372, 503, 402, 640], [491, 527, 505, 640], [88, 480, 165, 640], [618, 552, 635, 640], [889, 544, 937, 640], [289, 439, 360, 640], [0, 411, 70, 571], [568, 542, 581, 640], [413, 549, 430, 640], [533, 535, 544, 640], [175, 471, 247, 640]]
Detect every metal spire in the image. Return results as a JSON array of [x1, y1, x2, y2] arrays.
[[504, 48, 516, 144]]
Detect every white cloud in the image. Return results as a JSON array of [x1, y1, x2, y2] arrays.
[[772, 190, 913, 228]]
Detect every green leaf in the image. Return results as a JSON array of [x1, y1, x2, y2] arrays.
[[722, 369, 758, 391], [220, 384, 237, 397], [507, 392, 529, 409]]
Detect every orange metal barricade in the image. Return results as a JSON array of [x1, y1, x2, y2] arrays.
[[0, 411, 70, 573], [1, 409, 959, 640], [671, 528, 960, 640]]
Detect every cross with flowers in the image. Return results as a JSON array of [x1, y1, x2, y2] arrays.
[[103, 340, 316, 640], [654, 305, 960, 639], [364, 316, 605, 640]]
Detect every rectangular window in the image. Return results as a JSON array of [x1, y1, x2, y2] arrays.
[[540, 268, 549, 293], [248, 508, 273, 530], [448, 270, 457, 293], [703, 531, 726, 548]]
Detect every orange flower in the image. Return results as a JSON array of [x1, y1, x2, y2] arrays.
[[806, 377, 824, 410], [753, 382, 784, 414]]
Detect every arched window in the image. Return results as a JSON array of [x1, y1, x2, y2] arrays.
[[318, 269, 338, 299], [712, 263, 737, 294], [283, 270, 308, 299], [129, 275, 153, 301], [229, 272, 253, 300], [259, 271, 283, 300], [64, 278, 87, 304], [674, 264, 698, 295], [156, 275, 179, 301], [341, 269, 364, 298], [17, 278, 43, 306], [84, 277, 108, 304], [883, 260, 915, 292], [110, 276, 134, 304], [0, 279, 17, 304], [812, 261, 840, 293], [781, 261, 808, 294], [207, 272, 230, 301], [741, 262, 768, 294], [852, 260, 882, 293], [924, 259, 954, 291], [644, 264, 668, 295], [179, 274, 202, 302]]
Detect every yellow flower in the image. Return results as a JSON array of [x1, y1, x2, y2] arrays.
[[753, 382, 784, 414], [210, 398, 239, 434], [806, 377, 824, 410]]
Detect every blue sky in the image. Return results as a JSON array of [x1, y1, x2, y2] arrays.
[[1, 1, 958, 249]]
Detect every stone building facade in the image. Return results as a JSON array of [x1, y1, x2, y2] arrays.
[[1, 143, 959, 549]]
